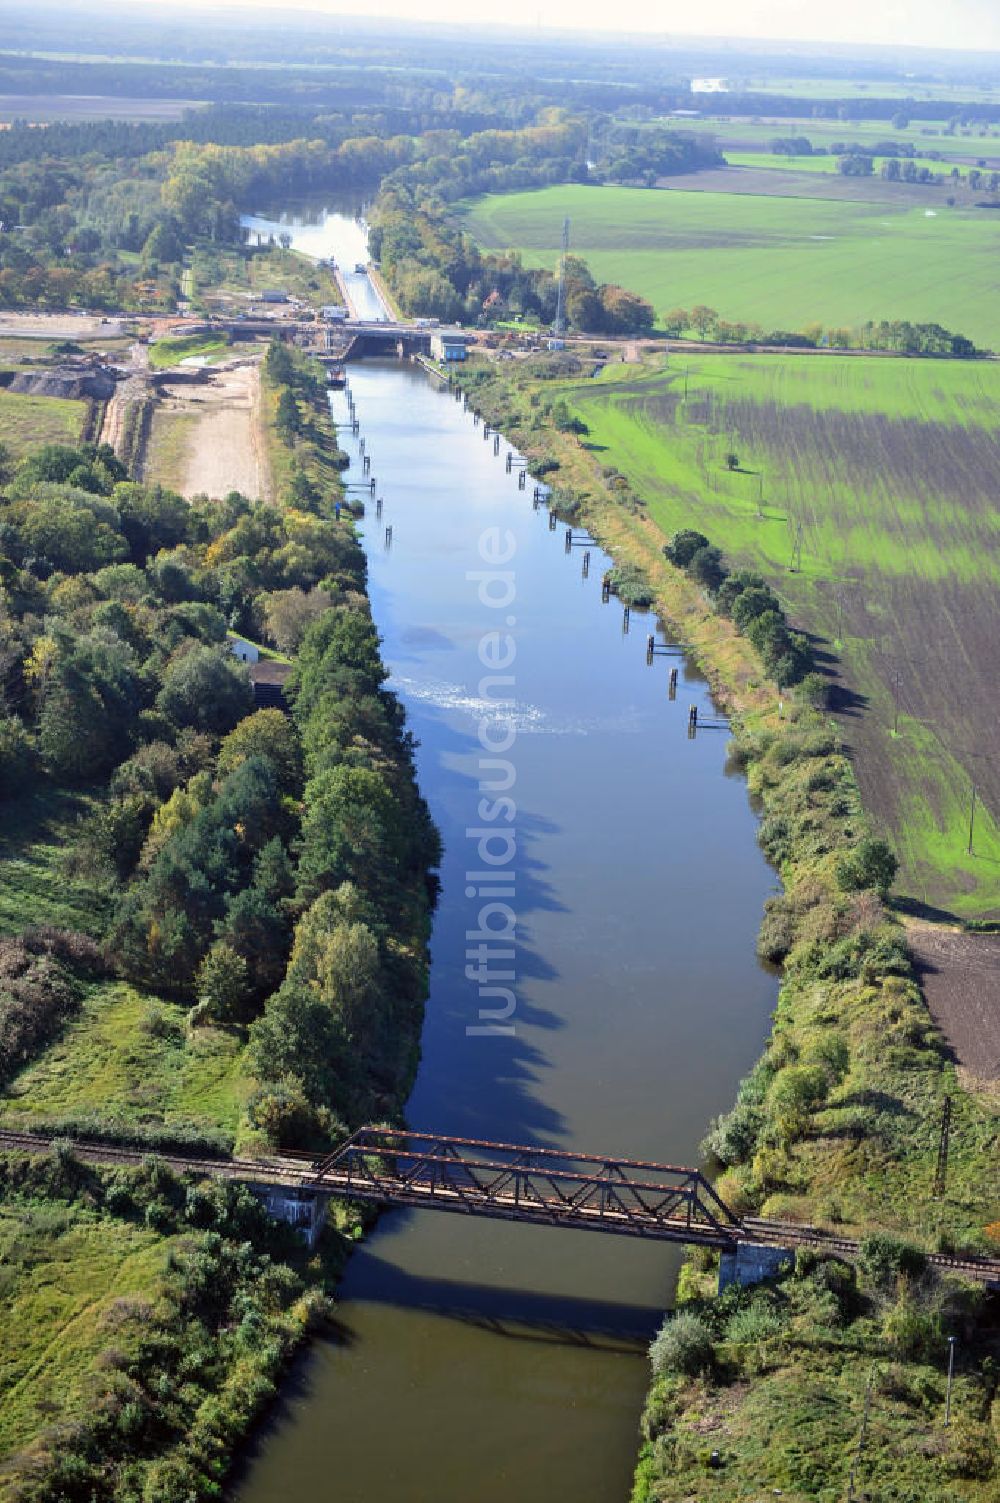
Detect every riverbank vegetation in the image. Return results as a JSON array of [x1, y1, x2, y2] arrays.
[[449, 350, 1000, 1498], [0, 1147, 337, 1503], [260, 339, 350, 509], [0, 352, 439, 1495], [635, 1243, 997, 1501]]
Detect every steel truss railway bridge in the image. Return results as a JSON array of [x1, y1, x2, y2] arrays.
[[1, 1127, 997, 1288]]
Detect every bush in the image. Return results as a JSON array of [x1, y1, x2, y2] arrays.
[[766, 1064, 829, 1145], [803, 1033, 849, 1087], [836, 836, 898, 897], [725, 1295, 783, 1343], [808, 930, 907, 984], [245, 1076, 336, 1150], [757, 814, 793, 866], [883, 1292, 943, 1361], [757, 899, 797, 963], [605, 564, 654, 607], [859, 1233, 928, 1287], [687, 545, 725, 593], [704, 1098, 764, 1166], [716, 569, 767, 615], [649, 1312, 715, 1377], [797, 671, 829, 709], [0, 936, 87, 1087], [664, 530, 709, 568], [732, 586, 781, 633], [945, 1417, 997, 1480], [12, 1112, 234, 1157], [194, 942, 252, 1025]]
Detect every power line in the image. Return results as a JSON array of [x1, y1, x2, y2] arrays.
[[789, 518, 804, 572], [553, 216, 570, 339]]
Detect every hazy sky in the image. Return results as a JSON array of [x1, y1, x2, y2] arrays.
[[153, 0, 1000, 53]]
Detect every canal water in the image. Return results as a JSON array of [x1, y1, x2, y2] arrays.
[[241, 203, 389, 322], [233, 211, 778, 1503]]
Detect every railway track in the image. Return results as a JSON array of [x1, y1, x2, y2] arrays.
[[743, 1216, 1000, 1286], [2, 1127, 997, 1284], [0, 1128, 311, 1188]]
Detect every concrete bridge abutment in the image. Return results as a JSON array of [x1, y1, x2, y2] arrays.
[[250, 1184, 330, 1248], [718, 1241, 795, 1292]]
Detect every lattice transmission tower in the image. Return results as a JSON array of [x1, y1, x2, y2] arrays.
[[553, 216, 570, 338]]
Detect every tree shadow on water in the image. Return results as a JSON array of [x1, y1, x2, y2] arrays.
[[400, 697, 575, 1148]]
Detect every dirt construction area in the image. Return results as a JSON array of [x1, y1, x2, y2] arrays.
[[145, 360, 272, 502], [907, 922, 1000, 1089], [0, 311, 126, 341]]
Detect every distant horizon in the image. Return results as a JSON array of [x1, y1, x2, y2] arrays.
[[9, 0, 1000, 60]]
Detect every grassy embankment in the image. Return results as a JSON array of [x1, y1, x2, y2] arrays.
[[0, 918, 330, 1495], [0, 390, 86, 458], [146, 334, 232, 370], [457, 183, 1000, 343], [0, 1150, 338, 1503], [0, 790, 106, 939], [452, 353, 1000, 1501], [560, 356, 1000, 918], [259, 344, 350, 506], [140, 408, 199, 493]]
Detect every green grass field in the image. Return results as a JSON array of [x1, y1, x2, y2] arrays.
[[726, 150, 963, 177], [668, 115, 1000, 161], [0, 789, 108, 937], [560, 355, 1000, 914], [147, 333, 231, 369], [0, 389, 86, 457], [458, 184, 1000, 342], [0, 1197, 175, 1477], [0, 981, 251, 1137]]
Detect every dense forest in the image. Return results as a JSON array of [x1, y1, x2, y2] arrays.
[[0, 370, 438, 1148], [0, 83, 710, 327], [0, 319, 448, 1493]]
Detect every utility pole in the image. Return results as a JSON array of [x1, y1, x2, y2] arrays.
[[968, 782, 977, 855], [891, 666, 901, 735], [789, 519, 804, 572], [945, 1337, 957, 1426]]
